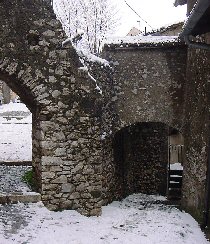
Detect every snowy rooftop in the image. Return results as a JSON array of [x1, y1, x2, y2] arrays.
[[103, 36, 184, 49]]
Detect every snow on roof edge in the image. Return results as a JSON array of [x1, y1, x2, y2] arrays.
[[103, 36, 184, 49]]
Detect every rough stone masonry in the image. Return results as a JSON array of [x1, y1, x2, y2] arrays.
[[0, 0, 193, 216], [0, 0, 105, 216]]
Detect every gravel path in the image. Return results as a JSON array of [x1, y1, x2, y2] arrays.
[[0, 165, 32, 194]]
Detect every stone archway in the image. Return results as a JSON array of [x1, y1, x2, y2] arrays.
[[0, 0, 105, 216], [112, 122, 169, 199]]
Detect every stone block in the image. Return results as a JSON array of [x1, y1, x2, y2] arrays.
[[52, 89, 61, 97], [43, 30, 55, 37], [51, 175, 67, 184], [90, 208, 102, 216], [41, 156, 63, 166], [0, 193, 41, 204], [69, 192, 80, 199], [59, 200, 73, 209], [61, 183, 75, 193], [50, 166, 63, 172], [42, 172, 55, 179]]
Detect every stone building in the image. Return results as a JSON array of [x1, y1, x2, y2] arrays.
[[126, 27, 141, 36], [100, 36, 187, 200], [0, 0, 210, 226], [175, 0, 210, 227], [154, 22, 184, 36]]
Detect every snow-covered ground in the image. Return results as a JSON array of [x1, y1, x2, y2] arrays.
[[0, 194, 209, 244], [0, 103, 209, 244], [0, 103, 32, 162]]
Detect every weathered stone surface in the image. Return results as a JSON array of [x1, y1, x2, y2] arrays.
[[52, 175, 67, 184], [42, 172, 55, 179], [42, 156, 63, 166], [181, 34, 210, 221], [0, 193, 41, 204], [61, 183, 75, 193], [52, 90, 61, 98], [69, 192, 80, 199], [1, 0, 207, 222]]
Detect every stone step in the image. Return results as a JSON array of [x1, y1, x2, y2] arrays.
[[0, 161, 32, 166], [169, 170, 183, 176], [0, 192, 41, 204], [169, 182, 182, 188], [168, 188, 182, 200], [170, 176, 183, 182], [0, 165, 41, 205], [165, 199, 181, 207]]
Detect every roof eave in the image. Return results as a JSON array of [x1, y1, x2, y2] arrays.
[[180, 0, 210, 37]]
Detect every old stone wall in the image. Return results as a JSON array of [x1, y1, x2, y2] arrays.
[[99, 42, 187, 204], [102, 44, 187, 131], [0, 0, 191, 217], [0, 0, 104, 216], [182, 33, 210, 221], [81, 53, 119, 204]]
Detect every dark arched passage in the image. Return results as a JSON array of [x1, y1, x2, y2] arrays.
[[113, 122, 169, 198]]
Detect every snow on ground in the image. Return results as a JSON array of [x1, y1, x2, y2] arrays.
[[0, 103, 29, 113], [0, 103, 209, 244], [0, 103, 32, 162], [0, 193, 209, 244]]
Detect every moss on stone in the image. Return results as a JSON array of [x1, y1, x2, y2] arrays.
[[22, 169, 36, 191]]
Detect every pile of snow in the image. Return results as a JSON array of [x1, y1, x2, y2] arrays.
[[0, 193, 209, 244]]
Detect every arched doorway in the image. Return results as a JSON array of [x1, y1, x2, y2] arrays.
[[0, 70, 41, 192], [113, 122, 169, 198], [0, 75, 42, 204], [0, 80, 32, 163]]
